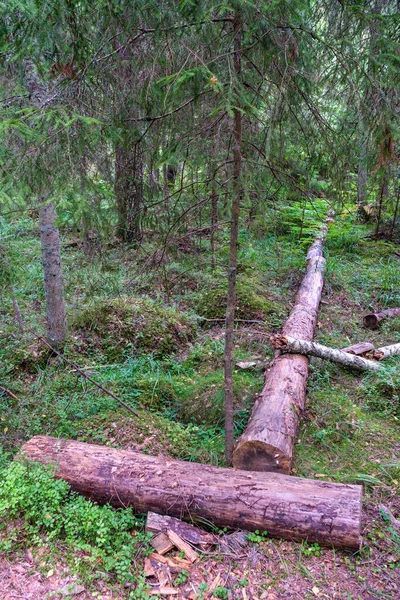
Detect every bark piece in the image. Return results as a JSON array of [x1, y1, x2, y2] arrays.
[[20, 436, 362, 549], [373, 342, 400, 360], [150, 532, 175, 555], [233, 220, 330, 473], [363, 308, 400, 329], [272, 335, 381, 371], [146, 512, 215, 548], [166, 530, 198, 563], [341, 342, 375, 355]]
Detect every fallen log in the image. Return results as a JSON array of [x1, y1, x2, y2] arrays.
[[271, 335, 381, 371], [20, 435, 362, 550], [233, 219, 330, 473], [363, 308, 400, 329], [373, 342, 400, 361], [341, 342, 375, 356]]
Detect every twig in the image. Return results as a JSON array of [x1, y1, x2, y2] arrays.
[[0, 385, 22, 403], [25, 327, 139, 418]]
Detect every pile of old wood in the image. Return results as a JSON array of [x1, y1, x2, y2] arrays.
[[23, 213, 400, 557]]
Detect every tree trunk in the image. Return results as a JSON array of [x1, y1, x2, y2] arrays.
[[115, 141, 144, 245], [224, 9, 242, 465], [373, 343, 400, 360], [20, 435, 362, 550], [39, 200, 66, 349], [363, 308, 400, 329], [233, 220, 330, 473], [271, 335, 381, 371], [375, 167, 389, 239]]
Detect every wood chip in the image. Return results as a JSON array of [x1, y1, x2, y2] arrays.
[[144, 558, 155, 578], [150, 532, 175, 555], [208, 573, 221, 594], [167, 529, 198, 563], [146, 512, 215, 548], [148, 586, 178, 595], [149, 553, 191, 571]]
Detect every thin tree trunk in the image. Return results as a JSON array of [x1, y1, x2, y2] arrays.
[[39, 200, 66, 349], [115, 141, 144, 244], [224, 10, 242, 465], [20, 435, 363, 550], [390, 185, 400, 240], [373, 343, 400, 360], [375, 167, 389, 239], [210, 186, 218, 271], [357, 136, 368, 211]]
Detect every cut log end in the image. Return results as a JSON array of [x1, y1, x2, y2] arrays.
[[232, 441, 290, 474], [363, 315, 379, 329]]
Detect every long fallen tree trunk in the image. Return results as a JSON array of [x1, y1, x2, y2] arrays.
[[271, 335, 381, 371], [233, 219, 330, 474], [364, 308, 400, 329], [20, 435, 362, 550]]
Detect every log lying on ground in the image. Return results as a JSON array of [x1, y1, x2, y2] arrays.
[[272, 335, 381, 371], [373, 342, 400, 360], [341, 342, 375, 356], [363, 308, 400, 329], [20, 435, 362, 550], [233, 220, 329, 473]]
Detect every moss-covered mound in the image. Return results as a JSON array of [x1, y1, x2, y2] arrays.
[[74, 408, 221, 463], [175, 368, 263, 427], [196, 279, 279, 323], [72, 296, 197, 360]]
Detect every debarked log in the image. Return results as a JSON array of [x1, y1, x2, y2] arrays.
[[20, 435, 362, 550], [271, 335, 381, 371], [363, 308, 400, 329], [233, 217, 331, 474], [373, 342, 400, 360]]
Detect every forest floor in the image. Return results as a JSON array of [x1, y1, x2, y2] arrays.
[[0, 208, 399, 599]]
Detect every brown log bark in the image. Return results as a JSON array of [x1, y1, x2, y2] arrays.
[[272, 335, 381, 372], [363, 308, 400, 329], [233, 220, 330, 474], [20, 436, 362, 550], [341, 342, 375, 356]]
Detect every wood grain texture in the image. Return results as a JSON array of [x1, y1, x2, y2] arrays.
[[233, 225, 329, 473], [20, 435, 362, 550]]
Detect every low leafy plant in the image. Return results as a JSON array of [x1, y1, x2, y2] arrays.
[[0, 460, 151, 585]]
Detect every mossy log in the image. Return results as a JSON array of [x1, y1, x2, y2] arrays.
[[20, 436, 362, 550], [233, 221, 329, 474]]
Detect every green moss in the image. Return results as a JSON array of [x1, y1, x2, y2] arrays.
[[72, 296, 197, 359], [74, 408, 222, 463], [174, 368, 263, 428], [196, 278, 278, 323]]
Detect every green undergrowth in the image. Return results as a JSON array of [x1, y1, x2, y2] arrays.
[[75, 408, 224, 464], [0, 460, 152, 593]]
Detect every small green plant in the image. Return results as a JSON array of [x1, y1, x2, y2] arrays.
[[213, 585, 229, 599], [246, 529, 268, 544], [301, 542, 321, 557], [174, 569, 190, 586]]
